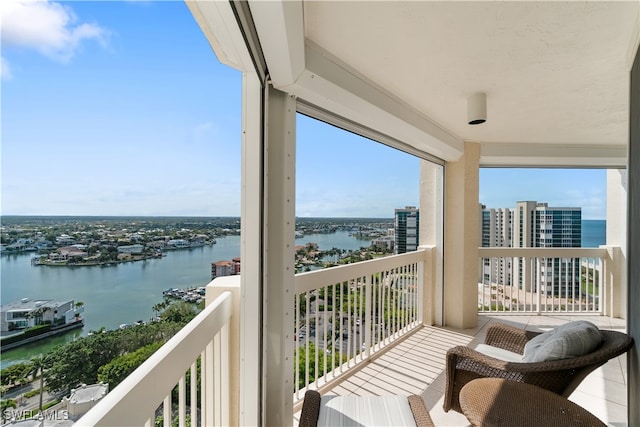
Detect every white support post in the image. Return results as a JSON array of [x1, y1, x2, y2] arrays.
[[263, 86, 296, 427], [239, 70, 264, 427], [443, 142, 479, 328], [419, 161, 443, 326], [206, 276, 241, 427]]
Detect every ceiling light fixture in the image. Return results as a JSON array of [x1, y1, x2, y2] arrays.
[[467, 92, 487, 125]]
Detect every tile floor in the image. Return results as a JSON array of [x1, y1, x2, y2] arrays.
[[294, 314, 629, 426]]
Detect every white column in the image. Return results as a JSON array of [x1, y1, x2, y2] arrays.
[[443, 142, 479, 329], [239, 70, 264, 427], [605, 169, 627, 318], [419, 161, 444, 326], [263, 86, 296, 427], [206, 276, 241, 427]]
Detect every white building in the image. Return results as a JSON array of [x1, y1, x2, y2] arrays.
[[480, 202, 582, 295], [117, 244, 144, 254], [480, 205, 513, 286], [64, 383, 109, 419], [0, 299, 77, 332]]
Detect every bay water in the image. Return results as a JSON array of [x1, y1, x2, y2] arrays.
[[0, 221, 604, 368], [0, 231, 370, 368]]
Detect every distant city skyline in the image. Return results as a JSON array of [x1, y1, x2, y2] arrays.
[[1, 1, 607, 219]]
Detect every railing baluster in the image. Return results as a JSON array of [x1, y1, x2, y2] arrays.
[[365, 274, 371, 358], [190, 362, 197, 427], [178, 376, 186, 427], [199, 350, 205, 427], [476, 248, 610, 315], [214, 330, 221, 426], [323, 285, 328, 382], [294, 293, 299, 399], [163, 394, 171, 427]]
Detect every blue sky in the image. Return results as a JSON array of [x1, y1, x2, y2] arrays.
[[1, 1, 606, 219]]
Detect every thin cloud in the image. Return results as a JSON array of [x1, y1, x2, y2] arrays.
[[0, 56, 12, 80], [1, 0, 109, 63]]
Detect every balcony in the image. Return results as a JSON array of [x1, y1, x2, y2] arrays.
[[297, 313, 628, 426], [78, 248, 628, 426], [60, 4, 637, 423]]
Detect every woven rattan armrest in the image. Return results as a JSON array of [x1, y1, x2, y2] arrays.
[[483, 322, 540, 354], [299, 390, 322, 427], [408, 394, 435, 427]]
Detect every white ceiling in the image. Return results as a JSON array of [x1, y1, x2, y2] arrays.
[[189, 1, 640, 166], [303, 1, 638, 149]]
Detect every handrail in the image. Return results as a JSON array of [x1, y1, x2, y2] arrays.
[[296, 250, 426, 294], [478, 247, 606, 257], [77, 291, 233, 427]]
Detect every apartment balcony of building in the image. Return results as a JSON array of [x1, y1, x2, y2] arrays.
[[77, 1, 638, 426]]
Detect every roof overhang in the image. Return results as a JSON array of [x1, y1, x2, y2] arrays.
[[188, 0, 640, 168]]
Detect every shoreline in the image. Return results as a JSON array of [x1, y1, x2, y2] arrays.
[[32, 253, 162, 267], [0, 320, 84, 353]]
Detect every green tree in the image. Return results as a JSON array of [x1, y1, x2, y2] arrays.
[[0, 362, 31, 388], [98, 342, 163, 389], [46, 321, 184, 393], [296, 342, 346, 390], [160, 301, 197, 324], [1, 399, 17, 423]]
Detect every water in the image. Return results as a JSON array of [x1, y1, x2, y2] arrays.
[[0, 231, 369, 367], [582, 219, 606, 248]]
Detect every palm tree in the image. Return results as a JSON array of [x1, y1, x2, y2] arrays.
[[29, 355, 47, 412], [152, 302, 163, 318], [16, 367, 30, 406]]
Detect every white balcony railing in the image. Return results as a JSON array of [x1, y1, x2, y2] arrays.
[[77, 246, 622, 425], [293, 249, 427, 404], [77, 291, 233, 427], [478, 247, 611, 314]]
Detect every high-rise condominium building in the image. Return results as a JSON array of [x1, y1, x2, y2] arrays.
[[480, 205, 513, 286], [395, 206, 419, 254], [480, 201, 582, 296]]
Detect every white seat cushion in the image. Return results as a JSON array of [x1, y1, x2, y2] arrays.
[[474, 343, 524, 362], [318, 395, 416, 426]]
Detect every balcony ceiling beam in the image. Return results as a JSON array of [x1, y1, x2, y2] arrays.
[[480, 143, 628, 168], [248, 0, 305, 88]]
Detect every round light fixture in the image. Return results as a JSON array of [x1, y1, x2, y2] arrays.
[[468, 92, 487, 125]]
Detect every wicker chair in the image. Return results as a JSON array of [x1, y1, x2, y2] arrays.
[[443, 322, 634, 413]]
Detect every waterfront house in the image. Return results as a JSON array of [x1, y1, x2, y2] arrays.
[[166, 239, 190, 249], [117, 244, 144, 255], [79, 2, 639, 426], [1, 298, 77, 332]]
